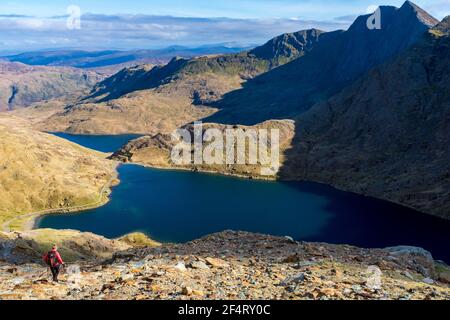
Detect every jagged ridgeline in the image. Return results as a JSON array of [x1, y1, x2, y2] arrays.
[[16, 1, 450, 219], [2, 1, 450, 301], [39, 2, 438, 134]]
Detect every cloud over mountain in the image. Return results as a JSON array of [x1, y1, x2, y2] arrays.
[[0, 13, 350, 50]]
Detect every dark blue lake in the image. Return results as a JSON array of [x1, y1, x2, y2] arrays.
[[39, 135, 450, 263]]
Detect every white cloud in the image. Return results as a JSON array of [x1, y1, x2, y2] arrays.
[[0, 13, 352, 50]]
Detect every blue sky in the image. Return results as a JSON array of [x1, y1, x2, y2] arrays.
[[0, 0, 448, 51]]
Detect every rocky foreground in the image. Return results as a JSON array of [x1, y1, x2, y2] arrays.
[[1, 231, 449, 300]]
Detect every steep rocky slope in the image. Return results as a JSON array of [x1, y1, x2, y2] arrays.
[[207, 1, 438, 124], [0, 62, 102, 111], [1, 231, 449, 300], [279, 18, 450, 218], [37, 2, 438, 135], [0, 114, 117, 230], [37, 30, 324, 134], [248, 29, 324, 68]]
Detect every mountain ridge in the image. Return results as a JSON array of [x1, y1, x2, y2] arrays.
[[206, 1, 438, 124], [36, 28, 325, 134], [85, 28, 325, 103], [104, 3, 450, 219]]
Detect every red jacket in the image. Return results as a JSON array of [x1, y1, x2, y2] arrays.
[[43, 249, 64, 267]]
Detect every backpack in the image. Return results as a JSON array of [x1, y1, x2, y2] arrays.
[[46, 251, 58, 267]]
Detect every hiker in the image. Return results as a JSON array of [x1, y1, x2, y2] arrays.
[[43, 245, 65, 282]]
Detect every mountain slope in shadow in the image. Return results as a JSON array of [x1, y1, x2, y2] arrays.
[[280, 16, 450, 218], [206, 1, 438, 125]]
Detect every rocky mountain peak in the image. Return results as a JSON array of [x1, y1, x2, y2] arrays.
[[206, 1, 439, 125], [347, 1, 437, 34], [400, 1, 439, 27]]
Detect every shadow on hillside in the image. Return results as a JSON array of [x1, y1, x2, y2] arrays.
[[201, 60, 324, 125], [87, 57, 190, 103], [274, 117, 450, 263]]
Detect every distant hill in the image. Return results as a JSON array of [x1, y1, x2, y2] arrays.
[[0, 61, 103, 111], [280, 16, 450, 218], [2, 45, 250, 69]]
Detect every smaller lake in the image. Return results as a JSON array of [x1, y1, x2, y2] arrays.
[[51, 132, 141, 152], [39, 134, 450, 263]]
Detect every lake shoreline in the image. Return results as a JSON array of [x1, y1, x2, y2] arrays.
[[2, 163, 120, 233]]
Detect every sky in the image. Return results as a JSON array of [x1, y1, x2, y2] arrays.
[[0, 0, 449, 52]]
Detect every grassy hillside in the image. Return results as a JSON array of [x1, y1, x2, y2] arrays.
[[0, 114, 117, 230]]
